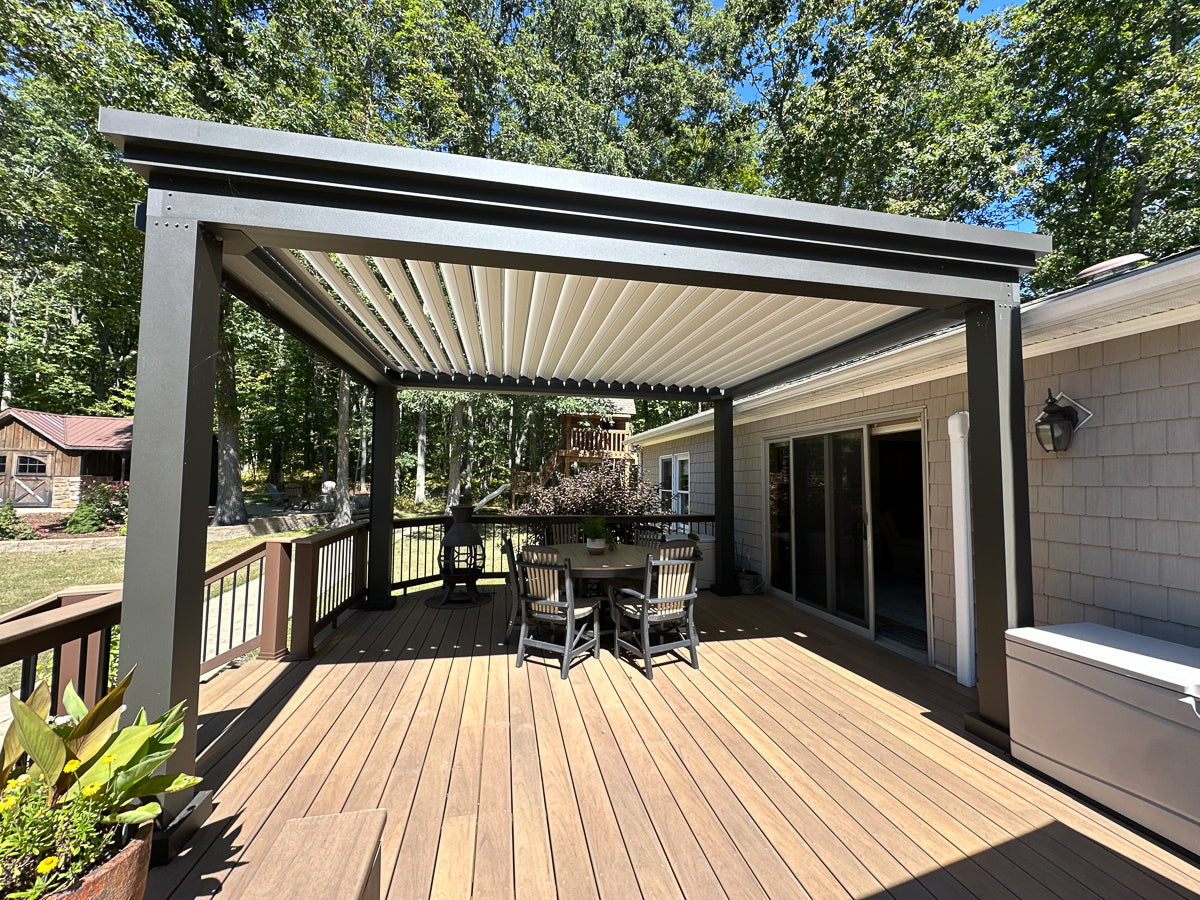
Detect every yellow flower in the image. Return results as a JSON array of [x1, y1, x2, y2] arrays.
[[37, 856, 59, 874], [63, 759, 81, 774], [100, 754, 116, 765], [0, 796, 14, 812], [82, 783, 101, 797], [15, 774, 30, 785]]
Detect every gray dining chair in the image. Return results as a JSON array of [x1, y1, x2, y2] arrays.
[[610, 552, 699, 679], [501, 534, 523, 642], [515, 546, 599, 679]]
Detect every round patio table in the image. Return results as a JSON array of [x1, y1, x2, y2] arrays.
[[550, 542, 652, 579]]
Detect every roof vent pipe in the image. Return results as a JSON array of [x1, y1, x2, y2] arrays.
[[948, 411, 976, 687]]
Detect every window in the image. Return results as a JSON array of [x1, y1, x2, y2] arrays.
[[16, 455, 47, 475], [0, 455, 6, 475], [658, 454, 689, 514]]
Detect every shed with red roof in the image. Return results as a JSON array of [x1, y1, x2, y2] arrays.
[[0, 408, 132, 508]]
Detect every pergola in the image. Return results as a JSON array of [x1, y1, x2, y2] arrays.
[[100, 109, 1050, 791]]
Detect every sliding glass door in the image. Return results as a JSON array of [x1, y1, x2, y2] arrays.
[[829, 430, 868, 626], [783, 430, 867, 627], [768, 422, 926, 653]]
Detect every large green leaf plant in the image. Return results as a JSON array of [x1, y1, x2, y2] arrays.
[[0, 668, 200, 899]]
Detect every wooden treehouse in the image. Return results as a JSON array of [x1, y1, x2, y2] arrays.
[[511, 400, 636, 505]]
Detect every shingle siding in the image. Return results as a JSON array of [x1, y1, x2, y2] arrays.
[[645, 320, 1200, 676]]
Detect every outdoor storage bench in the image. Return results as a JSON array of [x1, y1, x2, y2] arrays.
[[1007, 623, 1200, 855]]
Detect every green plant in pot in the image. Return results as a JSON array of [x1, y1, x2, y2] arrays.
[[0, 667, 200, 900], [581, 515, 613, 555]]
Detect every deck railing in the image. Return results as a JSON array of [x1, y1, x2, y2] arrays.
[[567, 427, 631, 454], [200, 540, 292, 674], [0, 538, 296, 712], [291, 522, 368, 658], [0, 586, 122, 715], [391, 513, 716, 595]]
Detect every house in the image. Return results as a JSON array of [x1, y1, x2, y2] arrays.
[[0, 407, 132, 508], [633, 248, 1200, 681]]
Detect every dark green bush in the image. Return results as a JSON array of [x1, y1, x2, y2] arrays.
[[0, 499, 36, 540], [64, 500, 104, 534]]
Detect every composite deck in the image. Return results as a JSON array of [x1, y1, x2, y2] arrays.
[[149, 591, 1200, 899]]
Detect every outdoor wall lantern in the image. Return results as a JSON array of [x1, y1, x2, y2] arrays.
[[1034, 389, 1091, 452]]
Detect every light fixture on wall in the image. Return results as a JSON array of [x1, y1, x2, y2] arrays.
[[1034, 390, 1092, 452]]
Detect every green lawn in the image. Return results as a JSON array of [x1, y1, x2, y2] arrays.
[[0, 531, 316, 701], [0, 531, 315, 619]]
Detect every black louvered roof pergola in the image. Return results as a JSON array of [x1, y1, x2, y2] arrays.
[[100, 108, 1050, 791]]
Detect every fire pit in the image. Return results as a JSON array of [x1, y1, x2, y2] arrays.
[[431, 504, 490, 608]]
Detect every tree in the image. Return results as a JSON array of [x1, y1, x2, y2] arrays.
[[332, 371, 353, 527], [1004, 0, 1200, 291], [213, 296, 248, 525], [724, 0, 1028, 224]]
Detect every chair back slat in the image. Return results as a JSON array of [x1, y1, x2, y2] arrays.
[[502, 535, 522, 594], [658, 540, 696, 561], [520, 546, 571, 618], [634, 525, 663, 548], [652, 559, 695, 614], [547, 522, 580, 545]]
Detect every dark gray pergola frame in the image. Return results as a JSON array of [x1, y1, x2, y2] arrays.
[[102, 110, 1049, 800]]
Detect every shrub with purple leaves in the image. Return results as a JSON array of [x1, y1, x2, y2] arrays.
[[517, 462, 661, 516]]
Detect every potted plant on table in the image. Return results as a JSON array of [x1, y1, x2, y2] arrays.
[[0, 668, 200, 900], [581, 515, 613, 555]]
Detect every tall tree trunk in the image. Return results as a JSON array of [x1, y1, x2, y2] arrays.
[[214, 297, 248, 526], [414, 406, 427, 504], [463, 402, 475, 499], [445, 400, 465, 510], [313, 365, 328, 481], [333, 371, 353, 527], [394, 402, 404, 495], [358, 386, 369, 492], [1, 301, 16, 410], [507, 399, 516, 471]]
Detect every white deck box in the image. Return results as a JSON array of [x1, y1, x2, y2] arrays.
[[1007, 623, 1200, 855]]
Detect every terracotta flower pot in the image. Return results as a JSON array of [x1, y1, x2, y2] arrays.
[[48, 824, 152, 900]]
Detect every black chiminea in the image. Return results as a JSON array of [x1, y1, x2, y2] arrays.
[[434, 504, 489, 607]]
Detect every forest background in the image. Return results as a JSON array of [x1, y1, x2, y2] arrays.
[[1, 0, 1197, 521]]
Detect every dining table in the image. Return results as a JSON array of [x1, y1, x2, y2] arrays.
[[550, 542, 653, 580]]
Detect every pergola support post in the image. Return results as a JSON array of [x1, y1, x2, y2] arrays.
[[365, 385, 397, 610], [964, 288, 1033, 748], [119, 214, 220, 834], [711, 398, 737, 596]]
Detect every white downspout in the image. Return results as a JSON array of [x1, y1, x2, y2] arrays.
[[948, 412, 976, 687]]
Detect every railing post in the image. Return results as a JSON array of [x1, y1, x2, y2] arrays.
[[353, 524, 368, 603], [259, 540, 293, 661], [290, 540, 318, 660], [55, 594, 106, 712]]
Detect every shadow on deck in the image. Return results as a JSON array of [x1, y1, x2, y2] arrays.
[[153, 591, 1200, 900]]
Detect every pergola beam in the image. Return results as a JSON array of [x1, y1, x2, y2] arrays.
[[388, 370, 723, 400], [101, 109, 1045, 315]]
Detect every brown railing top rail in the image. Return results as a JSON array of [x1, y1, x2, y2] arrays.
[[292, 521, 367, 550], [204, 540, 272, 584], [0, 584, 122, 627], [0, 590, 122, 669]]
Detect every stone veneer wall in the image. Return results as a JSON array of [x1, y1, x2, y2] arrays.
[[50, 475, 81, 509], [646, 319, 1200, 676]]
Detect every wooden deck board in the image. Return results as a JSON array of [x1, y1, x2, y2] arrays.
[[147, 592, 1200, 900], [704, 599, 1200, 900]]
